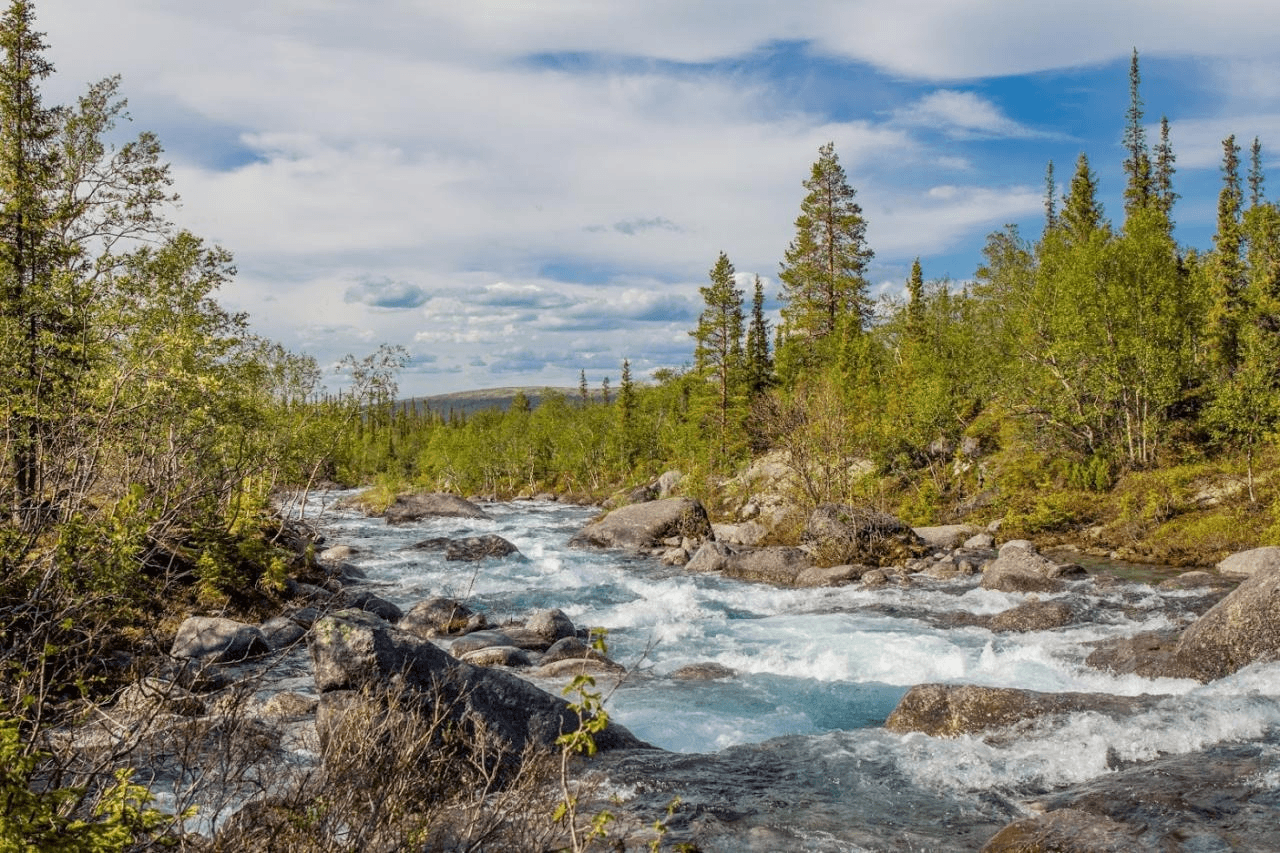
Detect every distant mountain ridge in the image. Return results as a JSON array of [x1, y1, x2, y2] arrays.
[[401, 386, 599, 418]]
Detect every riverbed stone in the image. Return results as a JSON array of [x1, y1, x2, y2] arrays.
[[963, 532, 996, 550], [383, 492, 492, 524], [449, 629, 517, 656], [670, 662, 735, 680], [980, 544, 1076, 593], [460, 646, 534, 668], [1170, 564, 1280, 681], [884, 684, 1165, 737], [570, 497, 712, 551], [411, 534, 521, 561], [794, 563, 870, 587], [720, 546, 814, 585], [981, 808, 1142, 853], [913, 525, 978, 549], [1084, 630, 1183, 679], [337, 589, 403, 623], [308, 609, 647, 755], [1216, 545, 1280, 578], [399, 597, 479, 638], [527, 608, 576, 644], [170, 616, 270, 663], [989, 599, 1076, 633], [259, 615, 308, 650]]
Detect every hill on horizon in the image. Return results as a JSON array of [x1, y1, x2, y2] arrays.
[[402, 386, 604, 418]]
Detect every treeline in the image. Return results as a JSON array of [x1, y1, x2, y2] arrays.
[[334, 52, 1280, 535]]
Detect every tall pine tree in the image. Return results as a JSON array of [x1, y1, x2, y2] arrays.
[[744, 275, 772, 397], [1206, 135, 1245, 378], [692, 251, 745, 458], [1122, 48, 1153, 216]]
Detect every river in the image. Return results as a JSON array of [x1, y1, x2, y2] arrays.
[[297, 492, 1280, 851]]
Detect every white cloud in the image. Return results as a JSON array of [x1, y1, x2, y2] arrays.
[[892, 90, 1049, 140]]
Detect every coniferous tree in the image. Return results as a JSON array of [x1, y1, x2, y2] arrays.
[[1206, 135, 1245, 378], [1061, 153, 1105, 243], [1043, 160, 1058, 233], [778, 142, 873, 348], [1154, 116, 1178, 227], [578, 369, 589, 405], [905, 257, 925, 341], [692, 251, 745, 456], [1249, 137, 1265, 208], [1122, 48, 1153, 216], [615, 358, 636, 467], [600, 376, 610, 405], [744, 275, 772, 397]]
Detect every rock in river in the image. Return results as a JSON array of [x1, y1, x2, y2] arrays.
[[570, 497, 711, 552]]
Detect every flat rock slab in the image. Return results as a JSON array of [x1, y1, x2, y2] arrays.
[[1217, 545, 1280, 578], [913, 524, 979, 549], [884, 683, 1167, 738], [570, 497, 711, 551], [383, 492, 491, 524], [411, 534, 521, 561]]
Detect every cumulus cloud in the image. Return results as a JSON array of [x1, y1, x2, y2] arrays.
[[891, 90, 1050, 140], [344, 277, 429, 310]]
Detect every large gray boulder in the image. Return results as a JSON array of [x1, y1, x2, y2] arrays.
[[1171, 565, 1280, 681], [308, 610, 647, 755], [170, 617, 270, 663], [685, 541, 817, 586], [383, 492, 491, 524], [399, 597, 482, 638], [1216, 546, 1280, 578], [802, 504, 925, 567], [988, 599, 1076, 633], [913, 524, 978, 550], [570, 497, 711, 552], [885, 684, 1165, 738]]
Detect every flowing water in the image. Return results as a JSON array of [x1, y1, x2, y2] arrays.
[[297, 493, 1280, 850]]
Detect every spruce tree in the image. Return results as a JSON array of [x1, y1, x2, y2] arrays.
[[778, 142, 873, 345], [906, 257, 925, 341], [1154, 116, 1178, 226], [1122, 48, 1152, 216], [1249, 137, 1265, 208], [578, 369, 589, 405], [744, 275, 772, 397], [616, 358, 636, 467], [1043, 160, 1058, 233], [1061, 153, 1106, 243], [1207, 135, 1245, 377]]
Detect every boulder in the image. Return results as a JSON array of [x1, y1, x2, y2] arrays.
[[411, 534, 521, 562], [526, 608, 576, 644], [115, 678, 206, 718], [383, 492, 491, 524], [1170, 565, 1280, 681], [962, 532, 996, 550], [318, 544, 358, 563], [670, 662, 735, 681], [685, 541, 737, 574], [308, 610, 647, 755], [170, 617, 270, 663], [802, 504, 925, 567], [542, 636, 608, 665], [259, 615, 308, 650], [913, 525, 978, 550], [399, 597, 480, 638], [450, 630, 518, 656], [1216, 546, 1280, 578], [260, 691, 319, 718], [884, 684, 1165, 737], [712, 521, 767, 547], [1084, 631, 1182, 679], [337, 589, 403, 623], [794, 564, 870, 587], [532, 657, 626, 678], [861, 569, 890, 588], [656, 470, 683, 498], [980, 544, 1082, 593], [988, 599, 1076, 633], [714, 546, 813, 586], [570, 497, 711, 552]]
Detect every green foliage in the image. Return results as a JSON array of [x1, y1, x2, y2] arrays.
[[0, 718, 175, 851]]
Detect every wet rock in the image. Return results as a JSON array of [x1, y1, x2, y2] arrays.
[[803, 504, 926, 567], [670, 662, 735, 680], [659, 546, 690, 566], [861, 569, 889, 587], [1171, 564, 1280, 681], [884, 684, 1165, 737], [286, 605, 324, 629], [1084, 630, 1183, 679], [337, 589, 403, 623], [399, 597, 479, 638], [460, 646, 534, 668], [989, 599, 1076, 633], [1007, 742, 1280, 852], [318, 544, 358, 563], [526, 608, 576, 644], [913, 525, 978, 550], [542, 636, 608, 665], [712, 521, 767, 546], [570, 497, 712, 552], [794, 563, 870, 587], [383, 492, 491, 524], [308, 609, 648, 755], [1216, 545, 1280, 578], [981, 808, 1141, 852], [170, 616, 270, 663], [450, 629, 517, 656], [1156, 570, 1234, 591], [686, 540, 737, 573], [532, 657, 626, 678], [410, 534, 521, 561]]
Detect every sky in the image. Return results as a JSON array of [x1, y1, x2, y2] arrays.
[[35, 1, 1280, 396]]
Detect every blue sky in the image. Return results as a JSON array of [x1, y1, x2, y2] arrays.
[[38, 1, 1280, 395]]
